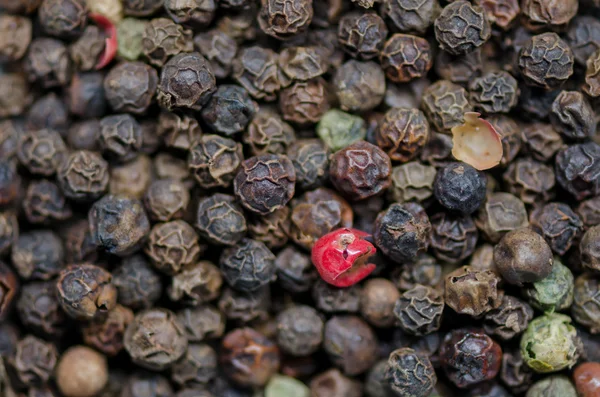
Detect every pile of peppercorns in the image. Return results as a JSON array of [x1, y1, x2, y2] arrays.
[[2, 0, 600, 396]]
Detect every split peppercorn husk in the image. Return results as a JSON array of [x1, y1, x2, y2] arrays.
[[2, 0, 600, 396]]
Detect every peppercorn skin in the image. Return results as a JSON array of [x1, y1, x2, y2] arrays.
[[311, 228, 377, 288], [573, 362, 600, 397]]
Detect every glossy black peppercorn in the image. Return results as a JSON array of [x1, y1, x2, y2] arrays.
[[434, 162, 487, 215]]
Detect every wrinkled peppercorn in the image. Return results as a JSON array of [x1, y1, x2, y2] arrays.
[[234, 154, 296, 215], [287, 139, 330, 191], [374, 203, 430, 263], [550, 91, 595, 141], [520, 122, 563, 163], [164, 0, 215, 28], [434, 162, 487, 215], [338, 11, 388, 60], [278, 46, 327, 84], [469, 71, 519, 114], [188, 134, 244, 189], [279, 78, 330, 127], [56, 264, 117, 321], [581, 225, 600, 272], [530, 202, 582, 256], [0, 261, 18, 320], [195, 193, 246, 246], [144, 179, 189, 222], [567, 15, 600, 66], [445, 266, 503, 317], [23, 179, 72, 224], [220, 238, 276, 292], [500, 348, 533, 394], [310, 369, 362, 397], [504, 158, 555, 204], [323, 316, 378, 376], [142, 18, 193, 67], [112, 255, 163, 310], [120, 372, 174, 397], [276, 305, 324, 356], [98, 114, 142, 163], [82, 304, 133, 356], [518, 33, 574, 90], [244, 108, 296, 156], [201, 85, 257, 136], [6, 335, 58, 389], [475, 192, 528, 243], [104, 62, 157, 114], [430, 212, 478, 264], [171, 343, 217, 388], [69, 25, 105, 71], [440, 328, 502, 388], [380, 34, 432, 83], [24, 38, 72, 89], [248, 207, 290, 249], [375, 107, 430, 163], [220, 327, 280, 387], [108, 155, 152, 199], [258, 0, 313, 40], [330, 140, 392, 201], [38, 0, 88, 39], [0, 211, 18, 256], [493, 227, 553, 285], [555, 142, 600, 200], [60, 220, 97, 263], [571, 273, 600, 334], [0, 15, 32, 63], [521, 0, 577, 31], [421, 80, 472, 133], [145, 220, 202, 275], [193, 29, 237, 79], [17, 128, 67, 176], [27, 92, 70, 133], [394, 285, 444, 336], [584, 49, 600, 98], [123, 0, 163, 16], [11, 230, 64, 281], [0, 74, 31, 119], [168, 260, 222, 305], [334, 60, 386, 112], [385, 348, 437, 397], [218, 285, 270, 323], [67, 120, 100, 151], [177, 305, 225, 342], [483, 295, 534, 341], [233, 46, 283, 101], [316, 109, 366, 152], [435, 1, 491, 55]]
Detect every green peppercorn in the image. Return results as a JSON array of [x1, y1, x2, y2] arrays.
[[117, 18, 147, 61], [264, 375, 310, 397], [316, 109, 366, 151], [520, 313, 581, 373], [526, 375, 577, 397], [524, 257, 574, 312]]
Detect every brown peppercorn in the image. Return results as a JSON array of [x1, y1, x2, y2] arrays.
[[188, 134, 244, 189], [578, 196, 600, 231], [550, 90, 596, 141], [98, 114, 143, 163], [287, 139, 330, 191], [530, 202, 583, 256], [57, 150, 109, 202], [145, 220, 202, 275], [0, 261, 18, 320], [0, 160, 20, 208], [445, 266, 503, 317], [6, 335, 58, 389], [581, 225, 600, 273], [144, 179, 189, 222], [434, 1, 491, 55], [38, 0, 88, 39], [168, 261, 223, 305], [500, 348, 533, 394], [17, 280, 65, 338], [385, 348, 437, 397], [469, 71, 519, 114], [142, 18, 193, 67], [421, 80, 472, 133], [330, 140, 392, 201], [248, 207, 290, 249], [258, 0, 313, 40], [164, 0, 215, 28], [234, 154, 296, 215], [279, 78, 330, 126], [360, 278, 400, 328], [155, 153, 193, 185], [0, 211, 18, 256], [440, 328, 502, 389], [157, 52, 217, 111], [393, 253, 442, 292], [573, 362, 600, 397], [104, 62, 158, 114], [233, 46, 283, 101], [276, 305, 324, 356], [313, 279, 361, 313], [193, 29, 237, 79], [518, 33, 574, 90], [503, 158, 556, 205], [123, 0, 163, 16], [483, 295, 534, 341], [323, 316, 378, 376], [475, 192, 529, 243], [278, 46, 327, 84], [520, 122, 563, 163], [493, 227, 553, 286], [177, 305, 225, 342], [23, 179, 72, 224], [220, 327, 280, 387], [434, 49, 483, 85], [244, 108, 296, 156], [88, 194, 150, 257], [17, 128, 67, 176], [334, 60, 386, 112], [585, 48, 600, 98], [338, 11, 388, 60], [82, 304, 133, 356], [66, 120, 100, 152], [69, 25, 105, 72], [55, 346, 107, 397], [56, 264, 117, 320], [24, 38, 72, 89], [218, 286, 271, 323], [375, 107, 430, 163], [11, 230, 64, 281], [0, 15, 32, 63], [26, 92, 70, 134], [171, 343, 217, 388], [310, 368, 363, 397], [0, 74, 32, 119], [394, 284, 444, 336], [65, 73, 106, 119], [521, 0, 577, 31], [380, 34, 432, 83], [112, 255, 163, 310], [110, 153, 160, 197], [475, 0, 519, 29], [430, 212, 478, 264], [0, 119, 22, 160], [124, 308, 188, 371], [571, 273, 600, 334], [556, 143, 600, 201]]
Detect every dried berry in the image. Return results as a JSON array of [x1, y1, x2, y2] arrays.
[[177, 305, 225, 342], [66, 73, 106, 119], [220, 238, 276, 292], [82, 304, 134, 356], [104, 62, 158, 114], [375, 107, 430, 163], [145, 221, 202, 275], [421, 80, 472, 133], [525, 257, 573, 312], [0, 261, 18, 321], [520, 122, 563, 163], [195, 193, 247, 246], [144, 179, 189, 222], [55, 345, 108, 397], [445, 266, 503, 317], [275, 246, 317, 293], [475, 192, 528, 243], [123, 0, 163, 16], [109, 155, 152, 199], [385, 348, 437, 397], [218, 286, 270, 323], [120, 372, 174, 397], [67, 120, 100, 151], [380, 34, 432, 83], [17, 128, 67, 176], [276, 305, 324, 356], [164, 0, 215, 28], [434, 162, 487, 215], [201, 84, 257, 136], [0, 211, 17, 256], [518, 33, 574, 90], [578, 197, 600, 231], [584, 49, 600, 98], [499, 349, 533, 394], [193, 29, 237, 79], [555, 143, 600, 200], [287, 139, 330, 190], [278, 46, 327, 84], [0, 15, 32, 63], [483, 295, 534, 341], [521, 0, 577, 31], [6, 335, 58, 389], [430, 212, 478, 264], [333, 60, 386, 112], [142, 18, 192, 67], [323, 316, 378, 376], [244, 108, 296, 156], [434, 1, 491, 55], [573, 362, 600, 397], [23, 179, 72, 224], [0, 74, 32, 119], [248, 207, 290, 249], [188, 134, 243, 189], [571, 273, 600, 334], [394, 285, 444, 336], [440, 328, 502, 388], [171, 343, 217, 388], [11, 230, 64, 281], [112, 255, 162, 310], [157, 52, 217, 111], [567, 15, 600, 66], [469, 71, 519, 114], [233, 46, 283, 101], [279, 78, 330, 126], [124, 308, 188, 371], [27, 93, 70, 134], [316, 109, 366, 152], [310, 369, 362, 397], [98, 114, 142, 163], [258, 0, 313, 40], [338, 12, 388, 60], [168, 261, 222, 305], [234, 154, 296, 215], [550, 91, 595, 141], [69, 26, 106, 71], [504, 158, 556, 204]]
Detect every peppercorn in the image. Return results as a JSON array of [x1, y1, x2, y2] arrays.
[[168, 260, 222, 306], [445, 266, 503, 317], [310, 368, 363, 397], [220, 238, 276, 292], [81, 304, 133, 356], [276, 305, 323, 356], [258, 0, 313, 40], [430, 212, 478, 264], [388, 162, 436, 204], [123, 0, 163, 16], [124, 308, 188, 371], [375, 107, 430, 163], [243, 108, 296, 156], [221, 327, 280, 387], [469, 71, 519, 114], [421, 80, 472, 133], [434, 162, 487, 215], [358, 278, 399, 328], [483, 295, 533, 341], [503, 158, 556, 204], [316, 109, 366, 152], [6, 335, 58, 389], [23, 179, 72, 224], [145, 220, 202, 275], [519, 33, 574, 90], [69, 26, 105, 72], [17, 128, 67, 177], [527, 376, 577, 397], [578, 197, 600, 231], [526, 257, 574, 312], [234, 154, 296, 215], [27, 93, 70, 133], [435, 1, 491, 55], [551, 91, 595, 141], [200, 85, 257, 136], [278, 46, 327, 84], [0, 119, 22, 160], [233, 46, 283, 101], [112, 255, 162, 310], [0, 74, 32, 119], [177, 305, 225, 342], [567, 15, 600, 66], [194, 193, 246, 246], [0, 322, 18, 358], [440, 328, 502, 388], [530, 202, 583, 256], [285, 139, 330, 191], [520, 122, 562, 163], [520, 312, 581, 373], [573, 362, 600, 397], [555, 142, 600, 200], [11, 230, 64, 281], [188, 134, 242, 189], [109, 156, 151, 195], [493, 227, 553, 286], [248, 207, 290, 249], [0, 211, 17, 257], [218, 285, 270, 323], [0, 15, 32, 63], [16, 280, 65, 338], [0, 261, 18, 321], [193, 29, 237, 79], [337, 11, 387, 60], [103, 62, 157, 114], [334, 60, 386, 112], [571, 273, 600, 334], [279, 78, 330, 127], [581, 225, 600, 273], [385, 348, 436, 397], [171, 343, 217, 388], [365, 361, 393, 397], [65, 120, 99, 152], [394, 285, 444, 336], [164, 0, 215, 28], [323, 315, 378, 376], [89, 194, 149, 256], [56, 264, 117, 320], [498, 348, 533, 394], [585, 49, 600, 98], [521, 0, 577, 31], [120, 372, 174, 397]]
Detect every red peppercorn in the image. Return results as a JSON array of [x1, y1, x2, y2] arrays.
[[574, 362, 600, 397], [311, 228, 376, 288]]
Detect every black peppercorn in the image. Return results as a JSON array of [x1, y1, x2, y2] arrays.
[[233, 46, 283, 101], [550, 90, 596, 140], [287, 139, 330, 191], [279, 78, 330, 127], [277, 305, 324, 356], [323, 316, 378, 376], [434, 162, 487, 215], [201, 84, 258, 136], [360, 278, 400, 328], [177, 305, 225, 342], [0, 160, 21, 207], [6, 335, 58, 389], [66, 72, 107, 119], [82, 304, 134, 356], [195, 193, 247, 246], [0, 261, 18, 321], [244, 108, 296, 156], [0, 74, 32, 119], [123, 0, 163, 16], [27, 92, 70, 133], [530, 202, 583, 256], [394, 285, 444, 336], [520, 122, 563, 163], [469, 71, 519, 114], [193, 29, 238, 79], [385, 348, 437, 397], [278, 46, 327, 84], [275, 246, 318, 294], [581, 225, 600, 273], [380, 34, 432, 83], [248, 207, 291, 249], [120, 372, 173, 397], [104, 62, 158, 114], [24, 38, 72, 89], [0, 211, 18, 256], [38, 0, 88, 39], [0, 15, 32, 63], [518, 33, 574, 90], [571, 273, 600, 334], [258, 0, 313, 40], [555, 142, 600, 200], [112, 255, 163, 310], [421, 80, 472, 133], [521, 0, 577, 31], [171, 343, 218, 388], [483, 295, 534, 340], [375, 107, 430, 163], [145, 220, 202, 275], [503, 158, 556, 205], [142, 18, 193, 67], [338, 11, 388, 60], [435, 1, 491, 55], [66, 120, 100, 151], [218, 285, 271, 323], [164, 0, 216, 28], [220, 238, 276, 292], [430, 212, 478, 264], [333, 60, 386, 112], [99, 114, 143, 163], [69, 25, 105, 71], [17, 128, 67, 176], [188, 134, 243, 189], [57, 150, 109, 202], [11, 230, 64, 281], [23, 179, 72, 224]]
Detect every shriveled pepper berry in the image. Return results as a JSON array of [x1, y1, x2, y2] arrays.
[[311, 228, 377, 288]]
